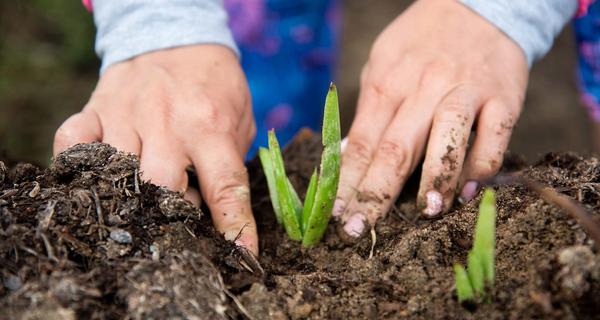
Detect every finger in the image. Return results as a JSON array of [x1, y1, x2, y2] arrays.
[[417, 85, 482, 218], [139, 136, 189, 193], [458, 99, 518, 202], [334, 78, 403, 218], [235, 108, 256, 157], [101, 125, 142, 155], [190, 135, 258, 255], [184, 186, 202, 207], [53, 110, 103, 155], [340, 89, 440, 237], [335, 61, 422, 219]]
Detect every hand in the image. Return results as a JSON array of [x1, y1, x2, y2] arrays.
[[54, 45, 259, 254], [335, 0, 528, 237]]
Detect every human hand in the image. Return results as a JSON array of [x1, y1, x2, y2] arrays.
[[54, 45, 259, 254], [335, 0, 528, 236]]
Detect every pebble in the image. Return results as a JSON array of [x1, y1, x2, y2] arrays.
[[110, 229, 133, 244], [4, 275, 22, 291]]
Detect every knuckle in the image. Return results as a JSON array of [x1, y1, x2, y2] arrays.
[[54, 125, 74, 144], [209, 170, 250, 208], [191, 101, 235, 134], [344, 138, 374, 169], [248, 122, 257, 141], [472, 155, 502, 176], [368, 74, 399, 104], [377, 139, 411, 178], [419, 61, 454, 88]]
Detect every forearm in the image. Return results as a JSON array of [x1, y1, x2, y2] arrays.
[[92, 0, 238, 73], [461, 0, 578, 66]]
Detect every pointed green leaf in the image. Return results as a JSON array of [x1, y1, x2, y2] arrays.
[[321, 83, 341, 146], [467, 251, 485, 296], [287, 177, 304, 226], [268, 130, 302, 240], [302, 83, 341, 246], [301, 169, 318, 234], [454, 264, 474, 303], [474, 189, 496, 285], [258, 147, 282, 224]]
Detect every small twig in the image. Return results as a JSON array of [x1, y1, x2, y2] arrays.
[[523, 178, 600, 245], [369, 227, 377, 260], [480, 173, 600, 245], [235, 246, 264, 276], [184, 224, 197, 239], [224, 289, 256, 320], [91, 187, 107, 239], [28, 181, 40, 198], [134, 169, 141, 194], [18, 245, 39, 257], [38, 232, 58, 263], [37, 200, 57, 231]]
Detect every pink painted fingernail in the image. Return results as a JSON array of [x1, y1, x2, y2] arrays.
[[343, 213, 366, 237], [332, 199, 345, 217], [459, 181, 479, 203], [423, 190, 443, 217]]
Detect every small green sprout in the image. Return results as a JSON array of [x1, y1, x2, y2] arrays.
[[454, 188, 497, 304], [258, 83, 341, 246]]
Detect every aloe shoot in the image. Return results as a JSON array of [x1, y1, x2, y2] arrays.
[[259, 83, 341, 246], [454, 188, 497, 303]]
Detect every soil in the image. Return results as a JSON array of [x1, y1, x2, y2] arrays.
[[2, 132, 600, 319]]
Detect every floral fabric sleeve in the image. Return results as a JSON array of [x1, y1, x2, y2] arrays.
[[575, 1, 600, 121]]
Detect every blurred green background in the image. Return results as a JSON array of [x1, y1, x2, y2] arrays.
[[0, 1, 594, 165], [0, 1, 98, 164]]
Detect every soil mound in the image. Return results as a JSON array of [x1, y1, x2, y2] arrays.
[[2, 135, 600, 319]]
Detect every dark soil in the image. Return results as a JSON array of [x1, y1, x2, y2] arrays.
[[2, 132, 600, 319]]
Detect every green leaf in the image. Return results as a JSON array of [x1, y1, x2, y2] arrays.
[[268, 130, 303, 240], [474, 189, 496, 285], [302, 83, 341, 246], [467, 251, 485, 295], [301, 169, 318, 234], [258, 147, 282, 224], [454, 264, 474, 303], [287, 177, 304, 226]]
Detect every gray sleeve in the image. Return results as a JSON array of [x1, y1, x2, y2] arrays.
[[93, 0, 238, 73], [460, 0, 578, 67]]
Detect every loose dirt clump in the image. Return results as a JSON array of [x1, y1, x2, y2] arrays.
[[0, 143, 251, 319], [2, 135, 600, 319]]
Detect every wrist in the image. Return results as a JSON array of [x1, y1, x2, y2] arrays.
[[93, 0, 239, 74], [460, 0, 577, 66]]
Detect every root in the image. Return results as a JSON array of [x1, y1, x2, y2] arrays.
[[225, 289, 256, 320], [481, 173, 600, 245], [369, 226, 376, 260]]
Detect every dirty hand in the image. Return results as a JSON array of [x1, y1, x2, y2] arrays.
[[54, 45, 259, 254], [336, 0, 528, 236]]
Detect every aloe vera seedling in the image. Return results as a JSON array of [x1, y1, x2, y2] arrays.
[[454, 188, 497, 304], [259, 83, 341, 246]]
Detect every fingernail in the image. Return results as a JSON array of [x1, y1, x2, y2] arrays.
[[459, 181, 479, 203], [341, 137, 348, 154], [223, 230, 239, 242], [423, 190, 443, 217], [332, 199, 345, 217], [343, 213, 366, 237]]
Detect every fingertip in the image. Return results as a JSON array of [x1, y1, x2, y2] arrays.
[[223, 222, 259, 256], [184, 186, 202, 207], [422, 190, 443, 218], [458, 181, 479, 204], [342, 213, 366, 238], [139, 142, 189, 192], [54, 111, 102, 155]]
